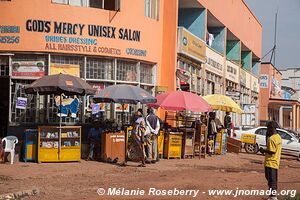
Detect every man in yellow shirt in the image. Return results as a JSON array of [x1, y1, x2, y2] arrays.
[[260, 121, 282, 200]]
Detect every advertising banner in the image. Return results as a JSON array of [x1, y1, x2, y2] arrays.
[[50, 63, 80, 77], [12, 61, 45, 78], [225, 60, 239, 83], [260, 74, 268, 88], [251, 76, 259, 93], [16, 97, 27, 109], [205, 47, 224, 77], [240, 69, 246, 86], [115, 103, 129, 112], [177, 27, 206, 63]]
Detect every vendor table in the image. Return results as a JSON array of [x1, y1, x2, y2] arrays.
[[178, 128, 195, 158]]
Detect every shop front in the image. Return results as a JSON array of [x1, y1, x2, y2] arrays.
[[0, 1, 167, 142], [205, 47, 224, 95], [240, 68, 251, 126], [177, 27, 206, 94], [225, 60, 240, 126], [251, 75, 259, 126]]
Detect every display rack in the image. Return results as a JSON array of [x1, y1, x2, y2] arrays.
[[38, 126, 81, 162]]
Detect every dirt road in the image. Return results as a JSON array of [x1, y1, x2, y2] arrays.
[[0, 153, 299, 200]]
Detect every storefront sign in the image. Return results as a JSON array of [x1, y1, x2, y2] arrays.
[[115, 103, 129, 112], [260, 74, 268, 88], [240, 69, 246, 86], [251, 76, 259, 93], [205, 47, 224, 77], [225, 60, 239, 83], [246, 70, 251, 89], [225, 91, 240, 100], [0, 25, 20, 44], [176, 69, 190, 84], [12, 61, 45, 78], [50, 63, 80, 77], [177, 27, 206, 63], [0, 16, 157, 61], [155, 86, 168, 94], [271, 77, 282, 97], [16, 97, 27, 109]]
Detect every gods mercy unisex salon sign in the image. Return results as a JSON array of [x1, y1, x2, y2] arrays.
[[17, 19, 147, 58], [26, 19, 141, 42]]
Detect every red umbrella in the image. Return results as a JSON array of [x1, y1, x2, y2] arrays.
[[149, 91, 212, 112]]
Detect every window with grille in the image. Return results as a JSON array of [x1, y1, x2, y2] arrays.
[[52, 0, 120, 11], [116, 60, 137, 82], [140, 63, 153, 84], [10, 80, 38, 124], [145, 0, 159, 20], [86, 58, 114, 80], [0, 57, 9, 76]]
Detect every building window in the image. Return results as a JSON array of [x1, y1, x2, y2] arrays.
[[52, 0, 120, 10], [52, 0, 68, 4], [69, 0, 88, 6], [0, 57, 9, 76], [117, 60, 137, 82], [145, 0, 159, 20], [86, 57, 114, 80], [140, 63, 153, 84], [10, 80, 38, 124]]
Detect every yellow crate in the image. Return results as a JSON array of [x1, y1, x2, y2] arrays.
[[241, 134, 256, 144]]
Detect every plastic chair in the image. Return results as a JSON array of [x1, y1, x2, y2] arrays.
[[2, 136, 18, 164]]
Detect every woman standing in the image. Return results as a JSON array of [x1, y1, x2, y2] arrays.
[[127, 113, 146, 167]]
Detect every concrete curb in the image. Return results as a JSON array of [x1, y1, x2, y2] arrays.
[[0, 188, 39, 200]]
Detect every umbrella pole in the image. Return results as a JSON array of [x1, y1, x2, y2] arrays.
[[121, 103, 124, 128], [59, 94, 62, 160]]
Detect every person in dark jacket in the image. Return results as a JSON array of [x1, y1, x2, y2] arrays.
[[145, 108, 160, 163]]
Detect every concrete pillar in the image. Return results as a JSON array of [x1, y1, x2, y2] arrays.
[[279, 106, 283, 127], [292, 104, 297, 131], [296, 105, 300, 131]]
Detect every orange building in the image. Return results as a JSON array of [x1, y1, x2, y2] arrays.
[[0, 0, 178, 137], [259, 63, 300, 131]]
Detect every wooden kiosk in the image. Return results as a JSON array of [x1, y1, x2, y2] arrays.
[[38, 126, 81, 162]]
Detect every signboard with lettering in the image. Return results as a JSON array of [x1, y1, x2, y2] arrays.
[[240, 69, 246, 86], [271, 77, 282, 97], [246, 70, 251, 89], [205, 47, 224, 77], [260, 74, 268, 88], [0, 14, 157, 61], [50, 63, 80, 77], [177, 27, 206, 63], [251, 76, 259, 93], [12, 61, 45, 79], [225, 60, 239, 83], [16, 97, 27, 110]]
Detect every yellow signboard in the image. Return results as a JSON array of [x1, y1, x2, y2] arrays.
[[50, 63, 80, 77], [241, 133, 256, 144], [178, 27, 206, 63]]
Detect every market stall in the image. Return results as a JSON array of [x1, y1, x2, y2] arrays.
[[93, 84, 157, 164], [203, 94, 243, 154], [25, 73, 95, 162], [149, 90, 212, 159]]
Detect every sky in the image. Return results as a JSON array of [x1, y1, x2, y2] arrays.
[[244, 0, 300, 69]]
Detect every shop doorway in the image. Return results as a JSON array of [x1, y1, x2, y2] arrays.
[[0, 77, 9, 138]]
